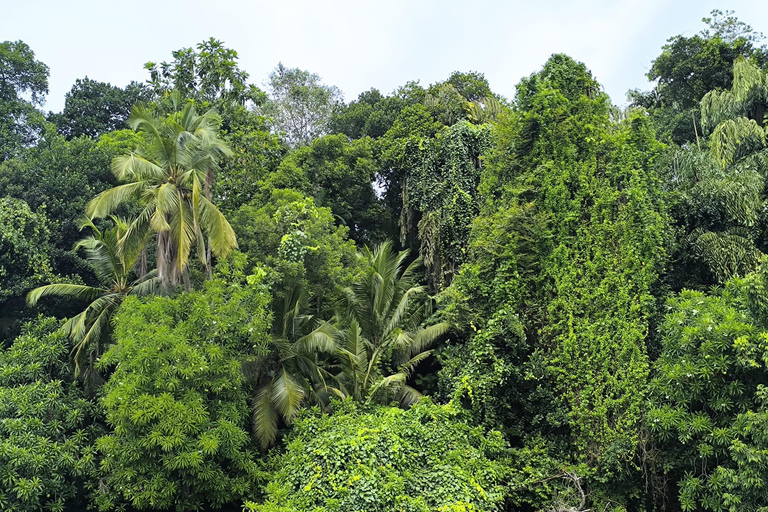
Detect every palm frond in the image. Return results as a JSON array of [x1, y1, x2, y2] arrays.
[[294, 321, 338, 354], [198, 196, 238, 258], [398, 350, 434, 378], [398, 385, 424, 407], [71, 297, 118, 377], [367, 373, 406, 404], [27, 284, 105, 306], [409, 321, 450, 355], [112, 153, 166, 182], [86, 181, 147, 219], [271, 369, 304, 424], [129, 277, 160, 297], [252, 383, 279, 447]]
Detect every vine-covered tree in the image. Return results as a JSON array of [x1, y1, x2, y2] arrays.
[[246, 400, 511, 512], [441, 54, 671, 509]]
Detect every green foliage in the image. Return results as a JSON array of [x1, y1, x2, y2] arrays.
[[0, 127, 139, 279], [0, 317, 100, 512], [661, 147, 766, 286], [0, 40, 48, 160], [648, 266, 768, 511], [27, 218, 159, 387], [10, 23, 768, 512], [629, 11, 768, 145], [246, 284, 337, 448], [440, 71, 496, 103], [246, 400, 511, 512], [49, 77, 151, 139], [231, 189, 359, 316], [400, 121, 492, 289], [266, 134, 388, 244], [87, 97, 236, 288], [701, 58, 767, 167], [329, 88, 415, 139], [663, 58, 768, 287], [441, 55, 670, 510], [145, 37, 264, 110], [215, 108, 287, 213], [379, 103, 445, 241], [0, 197, 54, 328], [94, 275, 270, 511], [334, 242, 449, 405]]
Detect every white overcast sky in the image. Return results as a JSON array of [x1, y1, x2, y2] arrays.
[[3, 0, 768, 113]]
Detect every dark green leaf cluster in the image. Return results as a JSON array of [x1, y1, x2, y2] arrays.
[[49, 78, 152, 139], [0, 40, 48, 160], [0, 197, 54, 323]]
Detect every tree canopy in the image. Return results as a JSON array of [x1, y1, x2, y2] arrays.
[[4, 12, 768, 511]]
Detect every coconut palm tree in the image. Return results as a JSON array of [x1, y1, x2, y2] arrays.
[[331, 242, 449, 404], [86, 93, 236, 288], [27, 218, 158, 388]]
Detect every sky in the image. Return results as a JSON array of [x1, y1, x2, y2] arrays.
[[3, 0, 768, 113]]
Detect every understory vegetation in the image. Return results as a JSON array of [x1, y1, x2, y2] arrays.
[[3, 10, 768, 512]]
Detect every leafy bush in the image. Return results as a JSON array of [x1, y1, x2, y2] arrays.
[[649, 265, 768, 511], [94, 274, 271, 511], [246, 400, 510, 512]]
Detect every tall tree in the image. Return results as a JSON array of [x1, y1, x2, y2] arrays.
[[398, 120, 492, 289], [0, 40, 48, 160], [94, 281, 266, 512], [145, 37, 264, 109], [87, 96, 236, 288], [261, 63, 343, 146], [629, 10, 767, 145], [49, 77, 151, 139], [441, 55, 671, 509], [329, 87, 412, 139], [662, 58, 768, 288], [265, 134, 388, 244]]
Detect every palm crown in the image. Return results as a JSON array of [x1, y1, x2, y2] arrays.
[[333, 242, 449, 404], [86, 95, 236, 288]]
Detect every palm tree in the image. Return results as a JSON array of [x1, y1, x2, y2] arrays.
[[27, 218, 158, 388], [331, 242, 449, 405], [244, 285, 337, 447], [675, 57, 768, 282], [701, 57, 767, 168], [86, 94, 236, 288]]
